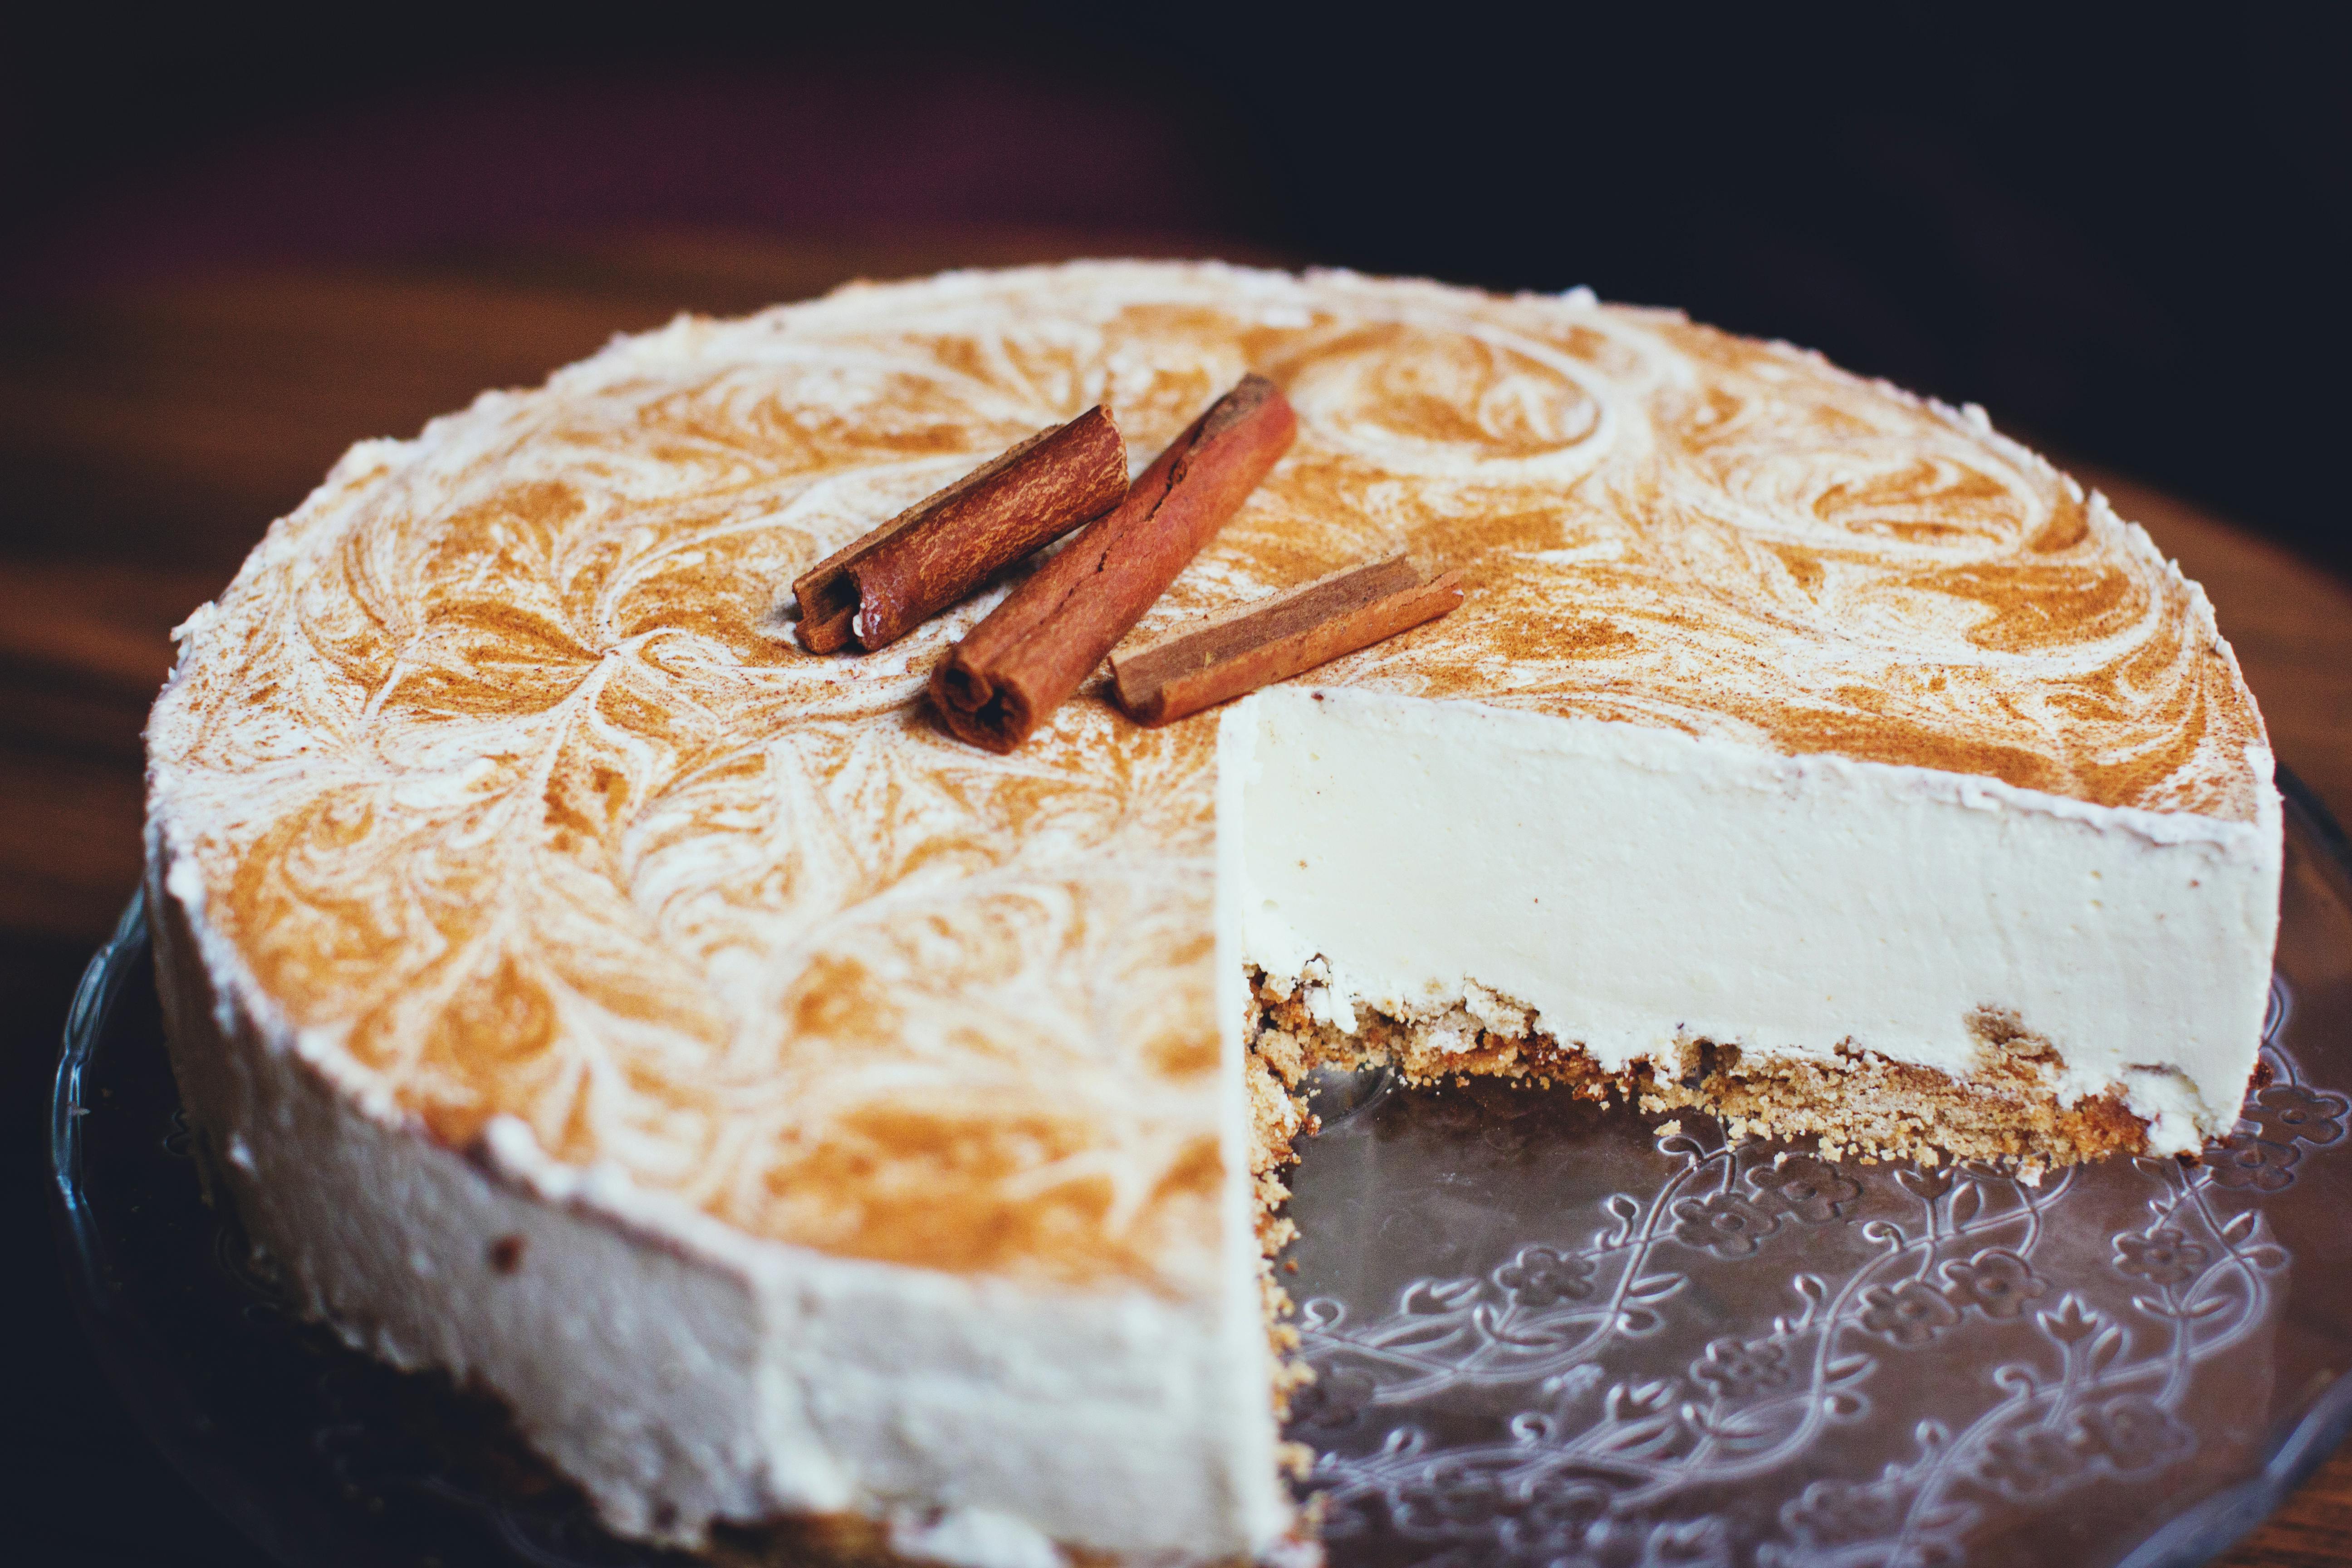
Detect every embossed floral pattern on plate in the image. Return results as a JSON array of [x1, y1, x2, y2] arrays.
[[1283, 799, 2352, 1568]]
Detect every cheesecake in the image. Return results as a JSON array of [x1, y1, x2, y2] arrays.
[[143, 261, 2282, 1565]]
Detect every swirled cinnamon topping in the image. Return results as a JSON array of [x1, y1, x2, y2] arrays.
[[146, 263, 2269, 1293]]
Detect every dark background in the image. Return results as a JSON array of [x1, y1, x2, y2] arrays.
[[6, 5, 2347, 1563], [8, 5, 2348, 570]]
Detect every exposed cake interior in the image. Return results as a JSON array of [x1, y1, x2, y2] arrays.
[[1221, 684, 2280, 1175]]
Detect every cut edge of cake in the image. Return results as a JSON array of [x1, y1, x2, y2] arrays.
[[1218, 685, 2281, 1185]]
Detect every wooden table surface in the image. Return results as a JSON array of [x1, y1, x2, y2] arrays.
[[6, 230, 2351, 1565]]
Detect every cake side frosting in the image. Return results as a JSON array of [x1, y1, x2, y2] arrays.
[[147, 820, 1288, 1561], [145, 261, 2275, 1294]]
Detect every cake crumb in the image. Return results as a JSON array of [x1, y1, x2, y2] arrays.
[[1247, 963, 2154, 1176]]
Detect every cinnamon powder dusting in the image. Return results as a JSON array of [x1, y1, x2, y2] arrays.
[[150, 264, 2271, 1295]]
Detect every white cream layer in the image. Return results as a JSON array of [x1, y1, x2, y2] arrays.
[[1222, 686, 2283, 1153]]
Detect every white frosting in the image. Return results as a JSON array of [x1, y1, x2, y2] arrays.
[[889, 1507, 1066, 1568]]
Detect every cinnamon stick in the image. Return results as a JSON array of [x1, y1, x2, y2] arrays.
[[929, 373, 1298, 752], [1111, 554, 1464, 725], [791, 406, 1127, 654]]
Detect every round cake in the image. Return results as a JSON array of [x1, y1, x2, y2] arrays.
[[144, 262, 2280, 1564]]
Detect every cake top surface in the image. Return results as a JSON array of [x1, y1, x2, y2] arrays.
[[146, 261, 2270, 1296]]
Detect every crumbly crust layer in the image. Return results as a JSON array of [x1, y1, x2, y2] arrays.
[[1244, 971, 2151, 1178]]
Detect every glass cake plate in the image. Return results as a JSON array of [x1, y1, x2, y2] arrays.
[[51, 776, 2352, 1568]]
